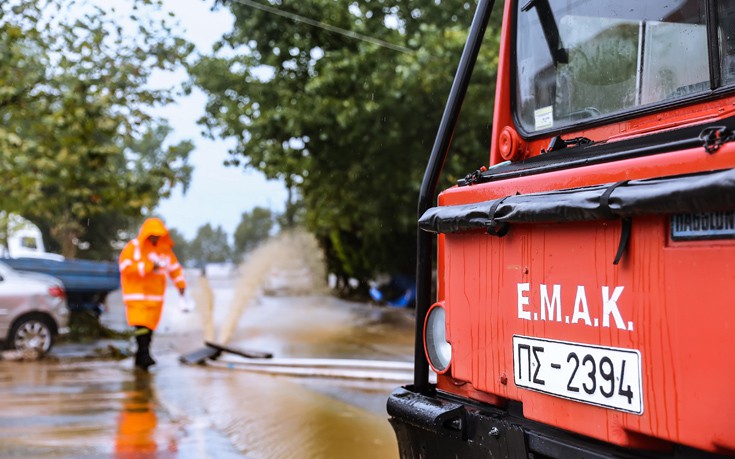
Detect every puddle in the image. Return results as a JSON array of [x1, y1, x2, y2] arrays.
[[1, 230, 414, 458]]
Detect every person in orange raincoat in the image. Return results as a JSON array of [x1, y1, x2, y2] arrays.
[[119, 218, 186, 371]]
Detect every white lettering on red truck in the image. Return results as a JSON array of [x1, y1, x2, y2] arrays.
[[517, 283, 634, 331]]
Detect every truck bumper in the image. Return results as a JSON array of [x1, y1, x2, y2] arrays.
[[388, 386, 531, 459], [386, 386, 724, 459]]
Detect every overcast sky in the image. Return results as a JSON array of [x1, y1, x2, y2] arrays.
[[130, 0, 288, 240]]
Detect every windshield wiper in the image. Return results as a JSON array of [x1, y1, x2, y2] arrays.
[[543, 135, 594, 153], [521, 0, 569, 65]]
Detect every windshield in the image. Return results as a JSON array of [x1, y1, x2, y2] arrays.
[[515, 0, 735, 134]]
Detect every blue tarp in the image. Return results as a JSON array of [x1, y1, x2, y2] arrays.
[[2, 257, 120, 294]]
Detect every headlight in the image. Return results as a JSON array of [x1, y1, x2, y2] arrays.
[[424, 303, 452, 373]]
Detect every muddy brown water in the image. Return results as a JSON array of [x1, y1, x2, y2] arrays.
[[0, 272, 415, 458]]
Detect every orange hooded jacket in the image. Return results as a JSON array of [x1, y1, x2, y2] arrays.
[[118, 218, 186, 330]]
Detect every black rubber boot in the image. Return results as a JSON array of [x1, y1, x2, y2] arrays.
[[134, 326, 156, 371]]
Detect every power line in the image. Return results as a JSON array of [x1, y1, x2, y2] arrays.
[[227, 0, 414, 55]]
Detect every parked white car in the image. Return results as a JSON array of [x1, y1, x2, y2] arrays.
[[0, 261, 69, 357]]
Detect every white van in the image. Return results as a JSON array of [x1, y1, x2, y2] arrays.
[[0, 214, 64, 261]]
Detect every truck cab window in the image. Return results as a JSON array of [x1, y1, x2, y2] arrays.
[[516, 0, 717, 134], [20, 237, 38, 250]]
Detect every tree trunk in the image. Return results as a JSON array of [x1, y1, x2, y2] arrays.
[[50, 214, 83, 259]]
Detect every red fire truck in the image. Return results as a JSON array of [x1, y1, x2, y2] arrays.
[[388, 1, 735, 457]]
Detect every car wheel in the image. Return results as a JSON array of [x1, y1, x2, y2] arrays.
[[8, 315, 54, 357]]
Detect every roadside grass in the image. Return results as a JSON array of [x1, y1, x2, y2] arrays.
[[64, 311, 131, 342]]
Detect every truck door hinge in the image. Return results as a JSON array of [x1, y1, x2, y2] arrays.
[[699, 126, 735, 153]]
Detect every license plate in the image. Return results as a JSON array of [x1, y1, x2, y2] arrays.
[[671, 211, 735, 241], [513, 335, 643, 414]]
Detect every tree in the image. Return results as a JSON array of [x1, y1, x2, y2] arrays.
[[0, 0, 195, 258], [28, 123, 194, 259], [189, 224, 231, 267], [167, 227, 191, 266], [65, 212, 137, 260], [192, 0, 502, 291], [233, 206, 275, 261]]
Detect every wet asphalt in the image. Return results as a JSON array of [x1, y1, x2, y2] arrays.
[[0, 271, 415, 458]]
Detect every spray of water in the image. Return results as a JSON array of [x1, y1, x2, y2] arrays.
[[192, 272, 215, 342], [218, 229, 327, 344]]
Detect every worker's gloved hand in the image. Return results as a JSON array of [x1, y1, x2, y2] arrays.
[[178, 291, 194, 313]]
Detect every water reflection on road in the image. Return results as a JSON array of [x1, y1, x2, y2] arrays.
[[0, 358, 242, 458], [115, 371, 182, 458], [0, 274, 415, 458]]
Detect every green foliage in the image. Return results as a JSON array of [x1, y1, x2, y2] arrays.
[[193, 0, 503, 289], [69, 213, 137, 261], [233, 206, 275, 261], [0, 0, 195, 258], [278, 186, 305, 229], [189, 223, 232, 266], [65, 311, 131, 344], [167, 227, 191, 266]]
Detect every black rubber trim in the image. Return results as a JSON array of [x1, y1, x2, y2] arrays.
[[459, 115, 735, 186], [706, 0, 721, 90]]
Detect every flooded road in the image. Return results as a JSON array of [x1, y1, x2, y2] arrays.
[[0, 261, 415, 458], [0, 359, 241, 458]]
